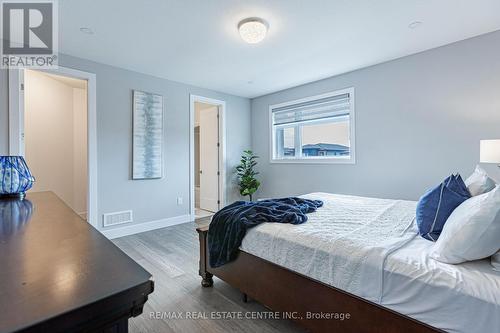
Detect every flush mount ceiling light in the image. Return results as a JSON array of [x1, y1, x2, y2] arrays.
[[238, 18, 268, 44]]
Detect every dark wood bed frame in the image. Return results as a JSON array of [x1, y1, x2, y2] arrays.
[[197, 225, 442, 333]]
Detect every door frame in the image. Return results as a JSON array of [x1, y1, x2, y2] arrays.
[[189, 94, 226, 218], [8, 67, 98, 229]]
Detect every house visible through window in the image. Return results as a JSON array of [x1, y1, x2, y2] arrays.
[[270, 88, 355, 163]]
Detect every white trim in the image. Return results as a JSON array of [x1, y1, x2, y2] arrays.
[[269, 87, 356, 164], [8, 69, 24, 156], [101, 214, 192, 239], [189, 94, 227, 217], [8, 67, 99, 229], [270, 157, 355, 165]]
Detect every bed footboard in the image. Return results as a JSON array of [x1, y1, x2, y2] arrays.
[[195, 224, 441, 333]]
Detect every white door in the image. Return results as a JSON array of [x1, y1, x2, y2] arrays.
[[199, 106, 219, 212]]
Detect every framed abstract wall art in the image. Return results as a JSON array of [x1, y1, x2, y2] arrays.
[[132, 90, 164, 179]]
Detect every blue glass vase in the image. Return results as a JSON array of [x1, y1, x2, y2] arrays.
[[0, 156, 35, 200]]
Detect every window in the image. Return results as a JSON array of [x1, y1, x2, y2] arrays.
[[270, 88, 355, 163]]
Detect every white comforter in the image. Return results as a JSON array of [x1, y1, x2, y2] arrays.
[[241, 192, 417, 301], [239, 192, 500, 333]]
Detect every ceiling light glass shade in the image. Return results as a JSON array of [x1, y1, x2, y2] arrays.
[[238, 18, 268, 44]]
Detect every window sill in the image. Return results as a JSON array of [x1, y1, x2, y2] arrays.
[[269, 157, 356, 165]]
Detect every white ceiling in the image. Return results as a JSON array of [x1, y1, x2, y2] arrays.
[[60, 0, 500, 98]]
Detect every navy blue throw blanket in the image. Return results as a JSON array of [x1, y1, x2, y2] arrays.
[[208, 197, 323, 268]]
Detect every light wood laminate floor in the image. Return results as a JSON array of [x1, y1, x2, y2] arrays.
[[112, 221, 304, 333]]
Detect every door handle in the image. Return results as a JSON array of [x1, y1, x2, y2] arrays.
[[199, 170, 203, 174]]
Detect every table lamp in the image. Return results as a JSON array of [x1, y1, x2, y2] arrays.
[[480, 140, 500, 167]]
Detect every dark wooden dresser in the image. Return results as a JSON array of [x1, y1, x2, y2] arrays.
[[0, 192, 154, 333]]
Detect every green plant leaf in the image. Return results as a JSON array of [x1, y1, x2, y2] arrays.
[[235, 149, 261, 201]]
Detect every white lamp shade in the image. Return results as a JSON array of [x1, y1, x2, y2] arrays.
[[480, 140, 500, 163]]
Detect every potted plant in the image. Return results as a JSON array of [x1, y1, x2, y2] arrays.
[[236, 150, 260, 201]]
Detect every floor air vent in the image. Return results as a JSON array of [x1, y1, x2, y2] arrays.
[[103, 210, 133, 227]]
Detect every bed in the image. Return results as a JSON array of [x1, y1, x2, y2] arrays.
[[197, 192, 500, 332]]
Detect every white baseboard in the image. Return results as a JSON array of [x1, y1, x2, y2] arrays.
[[101, 214, 195, 239]]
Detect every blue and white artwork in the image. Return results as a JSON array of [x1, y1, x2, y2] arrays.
[[133, 90, 163, 179]]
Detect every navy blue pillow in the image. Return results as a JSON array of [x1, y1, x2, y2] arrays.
[[416, 174, 471, 241], [448, 174, 471, 198]]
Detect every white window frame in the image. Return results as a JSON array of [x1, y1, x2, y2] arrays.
[[269, 87, 355, 164]]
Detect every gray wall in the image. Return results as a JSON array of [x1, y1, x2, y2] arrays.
[[0, 54, 251, 231], [251, 31, 500, 201]]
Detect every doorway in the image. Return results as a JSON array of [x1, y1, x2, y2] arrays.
[[190, 95, 226, 220], [8, 67, 98, 227]]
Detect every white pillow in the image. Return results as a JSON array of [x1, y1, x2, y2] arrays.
[[430, 185, 500, 264], [464, 165, 496, 196], [492, 251, 500, 271]]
